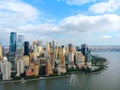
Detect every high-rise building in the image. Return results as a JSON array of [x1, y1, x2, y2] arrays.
[[50, 41, 56, 69], [81, 44, 88, 62], [68, 43, 73, 53], [0, 42, 3, 60], [16, 34, 24, 57], [37, 41, 42, 46], [16, 60, 24, 76], [68, 52, 74, 64], [67, 52, 76, 68], [75, 52, 85, 63], [75, 52, 85, 69], [81, 44, 91, 68], [45, 60, 53, 76], [37, 45, 42, 57], [22, 55, 30, 67], [10, 32, 17, 56], [24, 41, 29, 55], [33, 41, 37, 61], [59, 47, 65, 66], [17, 35, 24, 49], [0, 57, 11, 80], [81, 44, 88, 56]]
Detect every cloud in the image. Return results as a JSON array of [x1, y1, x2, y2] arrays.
[[117, 34, 120, 37], [0, 0, 40, 28], [103, 35, 112, 39], [59, 14, 120, 34], [58, 0, 94, 5], [89, 0, 120, 14]]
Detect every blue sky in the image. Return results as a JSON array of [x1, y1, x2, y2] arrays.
[[0, 0, 120, 46]]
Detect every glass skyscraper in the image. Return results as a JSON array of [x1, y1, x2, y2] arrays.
[[24, 41, 29, 55], [16, 34, 24, 57], [17, 34, 24, 49], [10, 32, 17, 56]]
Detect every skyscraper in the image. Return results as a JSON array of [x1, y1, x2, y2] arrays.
[[16, 60, 24, 76], [75, 52, 85, 63], [81, 44, 88, 62], [51, 41, 56, 69], [68, 43, 73, 53], [36, 41, 42, 57], [33, 41, 37, 61], [81, 44, 91, 63], [10, 32, 17, 56], [24, 41, 29, 55], [0, 42, 3, 60], [17, 34, 24, 49], [16, 34, 24, 57], [0, 57, 11, 80], [68, 52, 74, 64]]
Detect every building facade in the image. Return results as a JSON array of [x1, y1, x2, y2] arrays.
[[16, 34, 24, 57], [10, 32, 17, 56], [0, 57, 11, 80], [0, 42, 3, 60], [24, 41, 29, 55], [16, 60, 24, 76]]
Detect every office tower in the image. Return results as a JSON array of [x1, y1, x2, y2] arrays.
[[10, 32, 17, 56], [0, 42, 3, 60], [16, 34, 24, 57], [67, 52, 76, 68], [16, 60, 24, 76], [49, 42, 52, 49], [81, 44, 88, 56], [68, 43, 73, 53], [46, 42, 50, 57], [59, 47, 65, 66], [37, 41, 42, 57], [81, 44, 88, 62], [75, 52, 85, 69], [45, 60, 53, 76], [68, 52, 74, 64], [57, 47, 66, 75], [0, 57, 11, 80], [87, 51, 91, 62], [37, 41, 42, 46], [24, 41, 29, 55], [76, 47, 81, 51], [46, 42, 50, 52], [22, 55, 30, 67], [43, 48, 48, 58], [33, 41, 37, 61], [75, 52, 85, 63], [61, 46, 66, 56], [50, 41, 56, 69], [50, 52, 54, 69], [52, 41, 56, 55], [55, 47, 59, 59], [29, 51, 34, 63]]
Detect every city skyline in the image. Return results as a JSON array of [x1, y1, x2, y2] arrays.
[[0, 0, 120, 46]]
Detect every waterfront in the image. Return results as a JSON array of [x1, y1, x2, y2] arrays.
[[0, 51, 120, 90]]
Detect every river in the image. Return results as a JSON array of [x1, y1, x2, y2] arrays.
[[0, 51, 120, 90]]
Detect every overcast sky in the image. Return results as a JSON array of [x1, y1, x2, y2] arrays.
[[0, 0, 120, 46]]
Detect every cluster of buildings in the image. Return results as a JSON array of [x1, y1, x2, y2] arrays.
[[0, 32, 91, 80]]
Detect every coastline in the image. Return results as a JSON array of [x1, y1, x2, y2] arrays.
[[0, 75, 70, 84]]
